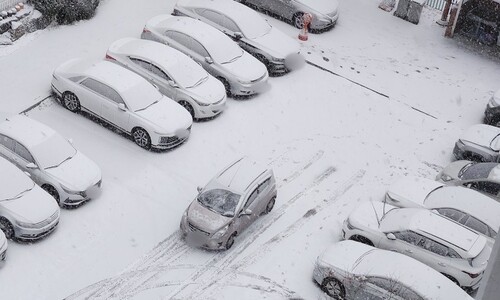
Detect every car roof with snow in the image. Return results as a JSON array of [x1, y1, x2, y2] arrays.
[[0, 115, 58, 149], [214, 157, 270, 193], [460, 124, 500, 149], [319, 241, 472, 299], [381, 208, 481, 252], [388, 176, 443, 203], [177, 0, 262, 24]]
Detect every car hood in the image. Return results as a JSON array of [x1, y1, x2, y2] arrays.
[[222, 51, 267, 83], [185, 76, 226, 105], [45, 151, 101, 191], [439, 160, 473, 180], [1, 185, 59, 224], [387, 177, 444, 208], [298, 0, 339, 15], [135, 97, 193, 135], [251, 28, 300, 59], [187, 200, 231, 234], [349, 201, 396, 231], [461, 124, 500, 150]]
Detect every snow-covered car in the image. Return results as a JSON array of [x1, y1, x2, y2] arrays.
[[343, 201, 491, 291], [0, 115, 102, 207], [106, 38, 227, 120], [453, 124, 500, 162], [313, 240, 473, 300], [0, 156, 60, 240], [437, 160, 500, 201], [237, 0, 339, 31], [180, 157, 277, 250], [386, 176, 500, 240], [484, 88, 500, 126], [0, 231, 7, 264], [141, 15, 269, 96], [51, 59, 193, 150], [173, 0, 300, 75]]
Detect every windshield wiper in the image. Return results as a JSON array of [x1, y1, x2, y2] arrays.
[[135, 100, 159, 112], [45, 154, 74, 169], [3, 185, 34, 201], [189, 76, 208, 88], [221, 52, 243, 64]]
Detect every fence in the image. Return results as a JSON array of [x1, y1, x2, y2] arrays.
[[426, 0, 459, 11], [0, 0, 20, 12]]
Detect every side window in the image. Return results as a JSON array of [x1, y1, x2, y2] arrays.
[[165, 31, 193, 49], [366, 277, 404, 297], [397, 286, 424, 300], [464, 216, 490, 237], [130, 57, 153, 72], [0, 134, 15, 151], [199, 9, 225, 28], [393, 231, 421, 246], [258, 178, 271, 194], [14, 142, 35, 164], [150, 64, 170, 81], [222, 16, 239, 33], [245, 188, 259, 208], [436, 208, 467, 224], [417, 236, 449, 257], [477, 181, 500, 195], [81, 78, 124, 105], [189, 39, 209, 57]]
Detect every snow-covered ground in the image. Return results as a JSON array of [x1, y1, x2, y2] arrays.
[[0, 0, 499, 299]]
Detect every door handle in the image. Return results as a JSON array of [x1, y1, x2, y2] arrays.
[[404, 249, 413, 254]]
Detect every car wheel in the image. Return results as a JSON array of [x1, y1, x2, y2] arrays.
[[442, 274, 460, 286], [322, 277, 345, 299], [225, 232, 236, 250], [62, 92, 81, 113], [0, 218, 14, 240], [132, 127, 151, 150], [179, 101, 195, 119], [42, 184, 60, 205], [264, 196, 276, 214], [217, 77, 231, 96], [293, 12, 305, 29], [349, 235, 374, 246]]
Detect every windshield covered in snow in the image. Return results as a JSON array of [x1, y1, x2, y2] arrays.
[[205, 36, 243, 64], [170, 58, 209, 89], [32, 134, 77, 170], [461, 163, 498, 180], [0, 166, 35, 201], [124, 80, 163, 112], [197, 189, 241, 217], [238, 15, 271, 39]]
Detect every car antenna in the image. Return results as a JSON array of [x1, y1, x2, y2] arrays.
[[370, 201, 381, 227]]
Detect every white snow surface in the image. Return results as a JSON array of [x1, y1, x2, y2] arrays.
[[0, 0, 499, 299]]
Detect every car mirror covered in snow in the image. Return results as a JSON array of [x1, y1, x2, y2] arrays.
[[386, 233, 396, 240], [26, 163, 38, 170], [118, 103, 126, 111], [234, 32, 243, 40], [204, 57, 213, 64]]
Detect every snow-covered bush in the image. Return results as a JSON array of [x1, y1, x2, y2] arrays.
[[29, 0, 99, 25]]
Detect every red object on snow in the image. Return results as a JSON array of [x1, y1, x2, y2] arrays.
[[298, 13, 313, 41]]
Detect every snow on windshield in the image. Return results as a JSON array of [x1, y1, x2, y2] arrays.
[[31, 133, 77, 169], [237, 14, 271, 39], [169, 58, 208, 88], [205, 35, 243, 64], [197, 189, 240, 217], [0, 163, 34, 201], [123, 79, 163, 112]]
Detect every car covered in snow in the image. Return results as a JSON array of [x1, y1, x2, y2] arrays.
[[484, 88, 500, 126], [0, 231, 7, 264], [343, 201, 491, 291], [0, 156, 60, 240], [180, 157, 277, 250], [141, 15, 269, 96], [237, 0, 339, 31], [313, 240, 474, 300], [51, 59, 193, 150], [386, 176, 500, 240], [437, 160, 500, 201], [453, 124, 500, 162], [0, 115, 102, 207], [106, 38, 227, 120], [173, 0, 301, 75]]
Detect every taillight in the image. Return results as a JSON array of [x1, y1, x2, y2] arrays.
[[462, 271, 480, 278], [105, 54, 115, 61], [143, 27, 151, 33]]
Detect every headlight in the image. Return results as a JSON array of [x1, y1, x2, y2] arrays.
[[440, 174, 453, 182], [61, 184, 85, 197], [345, 218, 356, 230], [271, 56, 285, 63], [16, 220, 39, 229], [318, 17, 331, 23], [212, 224, 229, 239], [192, 98, 210, 107], [237, 79, 252, 86]]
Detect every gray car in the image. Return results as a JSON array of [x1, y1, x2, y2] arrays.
[[180, 157, 277, 250], [237, 0, 339, 31]]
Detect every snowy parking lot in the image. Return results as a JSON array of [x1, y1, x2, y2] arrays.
[[0, 0, 499, 299]]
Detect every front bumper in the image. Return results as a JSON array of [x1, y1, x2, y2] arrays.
[[195, 97, 227, 119], [309, 14, 338, 31], [62, 180, 102, 206], [15, 219, 59, 241], [180, 218, 226, 250], [153, 127, 191, 150], [230, 73, 269, 96]]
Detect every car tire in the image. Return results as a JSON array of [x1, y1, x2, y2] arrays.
[[179, 101, 195, 119], [217, 77, 231, 96], [0, 218, 14, 240], [321, 277, 345, 299], [225, 232, 237, 250], [132, 127, 152, 150], [264, 196, 276, 214], [293, 12, 305, 29], [349, 235, 374, 246], [42, 184, 60, 205], [62, 92, 81, 113]]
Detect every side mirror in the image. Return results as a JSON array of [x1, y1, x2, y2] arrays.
[[197, 186, 203, 194], [239, 208, 252, 217], [168, 80, 178, 88], [205, 57, 214, 64], [386, 233, 396, 241], [234, 32, 243, 40], [118, 103, 127, 111], [26, 163, 37, 170]]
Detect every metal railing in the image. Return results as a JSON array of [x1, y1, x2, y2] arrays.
[[0, 0, 20, 12], [426, 0, 459, 11]]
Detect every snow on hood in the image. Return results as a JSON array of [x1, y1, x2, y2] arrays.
[[1, 185, 59, 224], [387, 177, 444, 207], [0, 159, 34, 201], [251, 27, 300, 59], [135, 97, 193, 135], [349, 201, 396, 231], [222, 51, 267, 83], [299, 0, 339, 15], [461, 124, 500, 150], [44, 151, 101, 192], [187, 200, 230, 233], [185, 75, 226, 105]]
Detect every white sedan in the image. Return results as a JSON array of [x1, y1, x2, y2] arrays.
[[51, 59, 193, 150], [0, 156, 60, 241], [106, 38, 227, 120], [142, 15, 269, 96], [0, 115, 102, 207], [173, 0, 300, 75], [386, 176, 500, 240]]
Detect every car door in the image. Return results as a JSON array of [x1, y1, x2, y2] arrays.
[[0, 134, 16, 165], [77, 78, 105, 115], [234, 187, 260, 232], [414, 234, 455, 274], [383, 231, 421, 255], [10, 141, 43, 183], [363, 277, 405, 300], [256, 177, 272, 214], [128, 57, 177, 100]]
